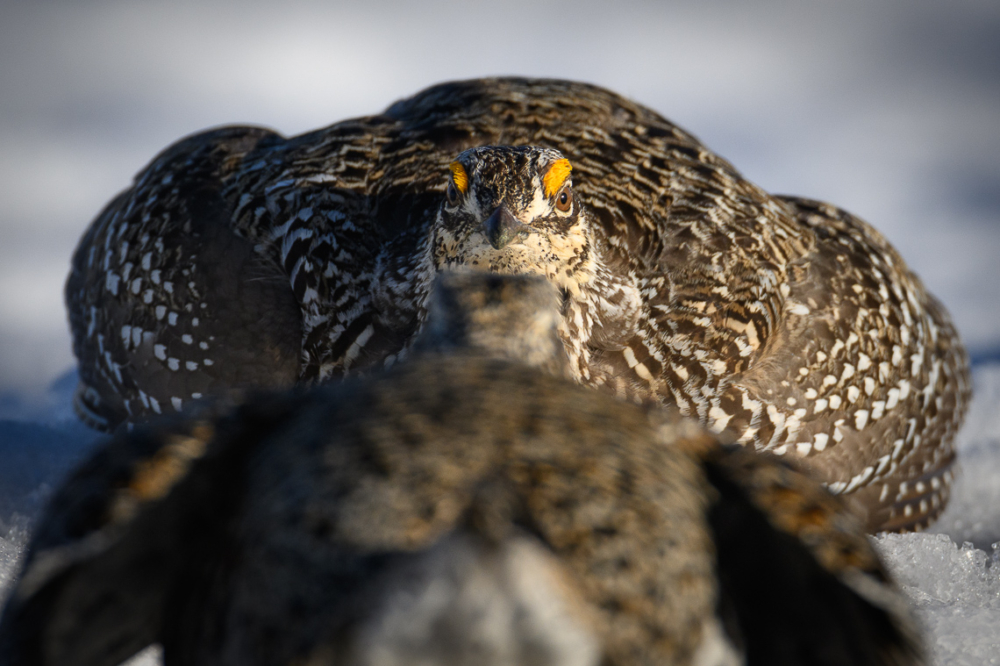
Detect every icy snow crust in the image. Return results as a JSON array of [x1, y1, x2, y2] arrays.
[[876, 534, 1000, 666], [1, 365, 999, 665]]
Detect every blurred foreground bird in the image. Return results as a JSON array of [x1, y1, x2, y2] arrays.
[[65, 77, 969, 532], [7, 274, 923, 666]]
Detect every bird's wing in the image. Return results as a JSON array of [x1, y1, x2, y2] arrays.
[[66, 127, 302, 431], [726, 197, 970, 531]]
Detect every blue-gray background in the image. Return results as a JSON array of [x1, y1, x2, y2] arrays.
[[2, 0, 999, 402]]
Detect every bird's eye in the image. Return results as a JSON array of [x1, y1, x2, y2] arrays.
[[446, 181, 460, 206], [555, 187, 573, 212]]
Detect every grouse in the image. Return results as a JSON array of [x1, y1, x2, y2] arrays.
[[65, 78, 970, 532]]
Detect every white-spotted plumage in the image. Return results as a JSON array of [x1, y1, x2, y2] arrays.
[[65, 78, 970, 532]]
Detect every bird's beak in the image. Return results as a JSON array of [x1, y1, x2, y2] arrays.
[[482, 205, 528, 250]]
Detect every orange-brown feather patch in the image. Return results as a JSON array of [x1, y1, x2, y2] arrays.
[[449, 162, 469, 194], [543, 158, 572, 198]]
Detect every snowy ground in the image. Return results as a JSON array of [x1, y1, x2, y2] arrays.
[[0, 1, 998, 663]]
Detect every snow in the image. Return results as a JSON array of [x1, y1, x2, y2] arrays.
[[875, 534, 1000, 666], [0, 1, 998, 663]]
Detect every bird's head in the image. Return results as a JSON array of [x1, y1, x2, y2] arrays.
[[432, 146, 595, 291]]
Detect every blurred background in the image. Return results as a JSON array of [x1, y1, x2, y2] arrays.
[[1, 0, 999, 407]]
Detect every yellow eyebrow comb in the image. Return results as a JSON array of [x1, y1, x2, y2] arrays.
[[543, 158, 572, 197], [449, 162, 469, 194]]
